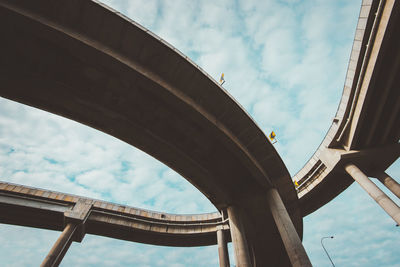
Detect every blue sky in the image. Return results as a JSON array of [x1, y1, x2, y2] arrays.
[[0, 0, 399, 266]]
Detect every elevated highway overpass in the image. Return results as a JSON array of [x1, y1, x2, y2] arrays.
[[295, 0, 400, 223], [0, 181, 229, 265], [0, 0, 399, 266], [0, 0, 306, 266], [0, 181, 228, 246]]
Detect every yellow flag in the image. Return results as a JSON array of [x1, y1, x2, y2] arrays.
[[219, 73, 225, 83], [294, 180, 299, 187], [269, 131, 276, 141]]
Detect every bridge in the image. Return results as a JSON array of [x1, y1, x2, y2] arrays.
[[295, 0, 400, 223], [0, 0, 399, 266]]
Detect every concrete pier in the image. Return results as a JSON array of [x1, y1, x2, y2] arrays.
[[217, 226, 230, 267], [345, 163, 400, 225], [227, 206, 251, 267], [41, 223, 77, 267], [373, 171, 400, 199], [267, 188, 312, 267]]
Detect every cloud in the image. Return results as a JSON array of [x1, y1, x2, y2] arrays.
[[303, 177, 400, 267], [1, 0, 399, 266]]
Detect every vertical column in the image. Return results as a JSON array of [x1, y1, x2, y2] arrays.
[[372, 171, 400, 199], [227, 206, 252, 267], [217, 226, 230, 267], [266, 188, 312, 267], [41, 223, 77, 267], [41, 199, 92, 267], [345, 163, 400, 225]]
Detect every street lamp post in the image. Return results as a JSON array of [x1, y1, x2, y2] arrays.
[[321, 236, 335, 267]]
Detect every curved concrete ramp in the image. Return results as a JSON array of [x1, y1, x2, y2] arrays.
[[0, 0, 303, 265], [295, 0, 400, 217], [0, 181, 227, 247]]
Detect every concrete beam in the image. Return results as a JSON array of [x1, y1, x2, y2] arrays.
[[227, 206, 252, 267], [298, 143, 400, 217], [0, 193, 70, 213], [345, 163, 400, 225], [64, 199, 92, 242], [267, 188, 312, 267], [345, 0, 395, 150]]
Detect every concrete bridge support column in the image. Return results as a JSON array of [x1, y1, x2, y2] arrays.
[[41, 223, 77, 267], [372, 171, 400, 199], [41, 199, 92, 266], [345, 163, 400, 225], [217, 226, 230, 267], [267, 188, 312, 267], [227, 206, 252, 267]]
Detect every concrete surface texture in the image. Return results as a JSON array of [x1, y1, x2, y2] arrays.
[[0, 0, 399, 266], [295, 0, 400, 218], [0, 0, 302, 265], [0, 181, 226, 247]]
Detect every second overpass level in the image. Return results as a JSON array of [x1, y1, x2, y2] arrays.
[[294, 0, 400, 217]]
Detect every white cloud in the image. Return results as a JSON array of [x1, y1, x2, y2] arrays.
[[1, 0, 398, 266]]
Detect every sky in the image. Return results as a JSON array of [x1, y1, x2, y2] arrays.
[[0, 0, 399, 266]]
